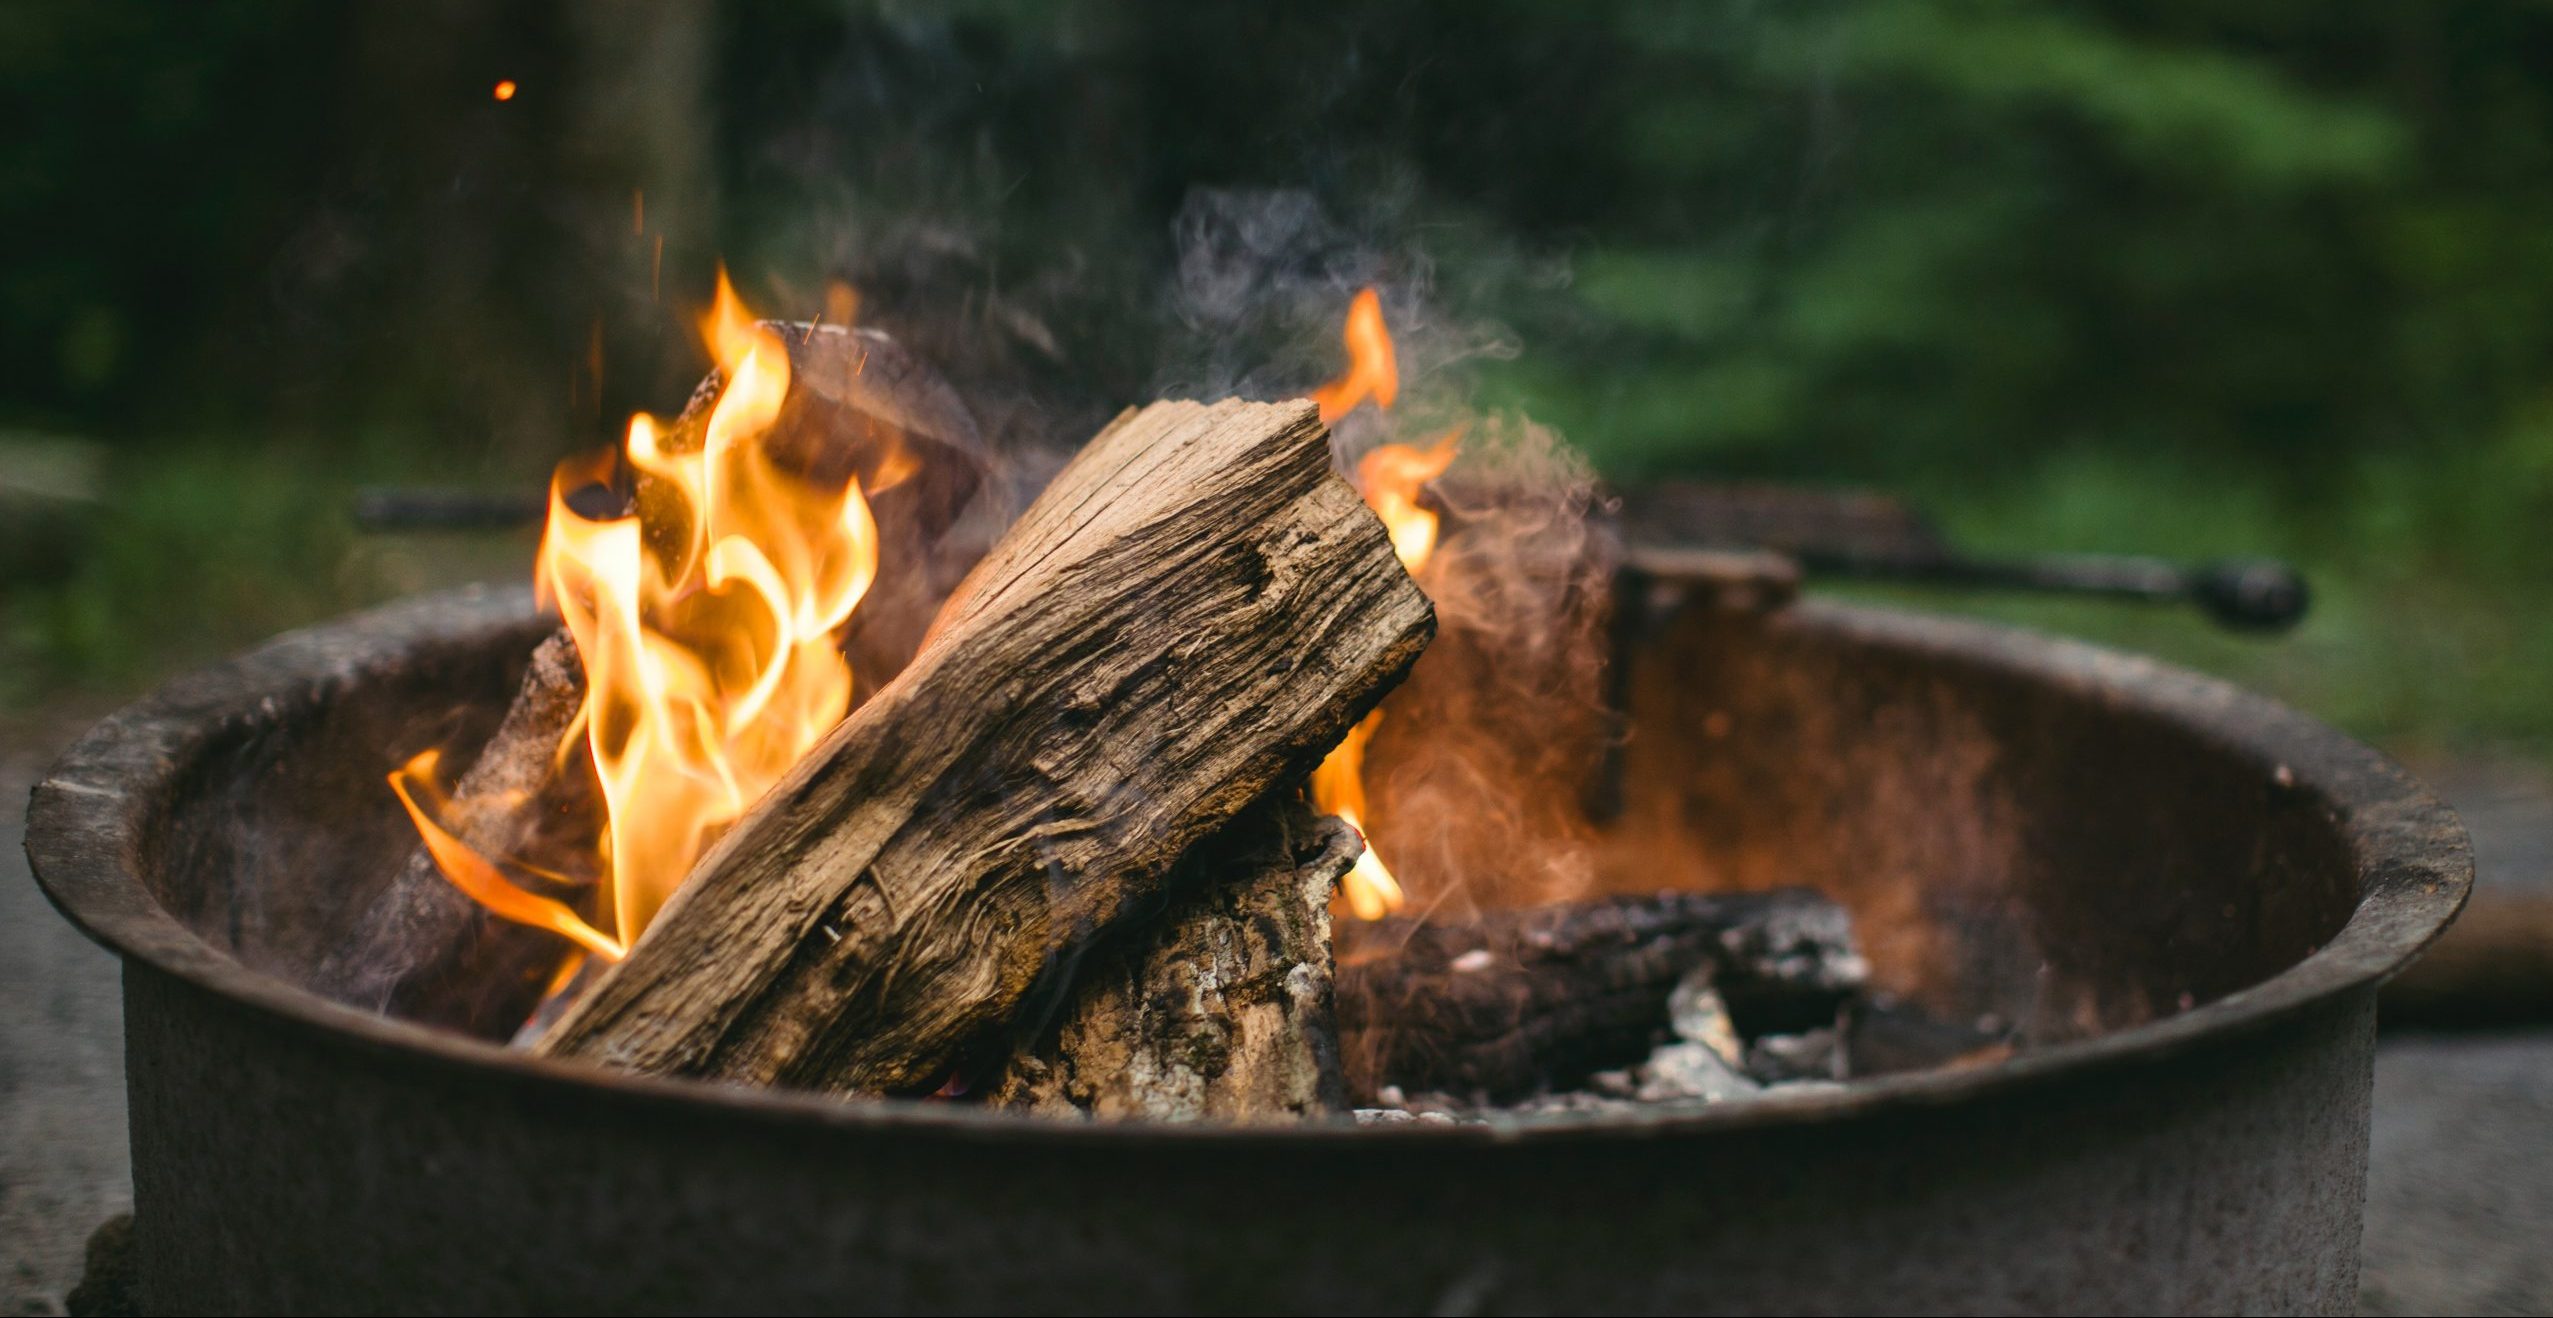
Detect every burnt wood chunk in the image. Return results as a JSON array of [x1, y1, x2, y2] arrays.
[[993, 795, 1358, 1122], [536, 399, 1436, 1096], [310, 631, 600, 1036], [1334, 889, 1865, 1101]]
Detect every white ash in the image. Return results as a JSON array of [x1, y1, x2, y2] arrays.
[[1635, 1042, 1760, 1103], [1666, 967, 1744, 1066], [1747, 1028, 1845, 1083], [1353, 1108, 1463, 1126]]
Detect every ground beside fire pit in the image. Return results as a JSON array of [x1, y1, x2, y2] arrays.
[[2, 710, 129, 1317]]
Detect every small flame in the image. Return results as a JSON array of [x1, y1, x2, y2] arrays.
[[1358, 433, 1460, 573], [1311, 288, 1399, 424], [492, 79, 518, 102], [388, 750, 625, 963], [1310, 710, 1397, 920], [1306, 288, 1457, 920], [409, 268, 881, 967]]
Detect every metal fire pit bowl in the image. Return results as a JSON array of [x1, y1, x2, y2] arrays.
[[27, 583, 2468, 1315]]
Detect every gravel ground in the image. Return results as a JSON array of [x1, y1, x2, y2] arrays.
[[2362, 1032, 2553, 1315], [2360, 752, 2553, 1315], [4, 710, 2549, 1313], [2, 719, 129, 1317]]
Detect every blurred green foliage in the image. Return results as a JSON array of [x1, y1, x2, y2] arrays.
[[1460, 0, 2553, 753], [3, 1, 2551, 757]]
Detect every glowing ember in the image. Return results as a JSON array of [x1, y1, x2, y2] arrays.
[[394, 269, 880, 959], [492, 79, 518, 102], [1308, 288, 1459, 920]]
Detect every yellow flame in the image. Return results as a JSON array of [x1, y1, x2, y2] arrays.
[[1305, 288, 1457, 920], [417, 268, 880, 967], [388, 750, 625, 962], [1310, 710, 1398, 921], [1358, 433, 1460, 574], [1311, 287, 1399, 424]]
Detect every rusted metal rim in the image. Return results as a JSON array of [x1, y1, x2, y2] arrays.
[[26, 585, 2470, 1146]]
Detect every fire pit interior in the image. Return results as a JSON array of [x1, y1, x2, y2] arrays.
[[33, 575, 2466, 1312], [27, 289, 2467, 1312], [133, 577, 2375, 1094]]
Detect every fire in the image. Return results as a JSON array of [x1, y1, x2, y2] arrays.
[[1309, 288, 1459, 920], [389, 750, 624, 962], [396, 269, 880, 959], [1310, 288, 1399, 422]]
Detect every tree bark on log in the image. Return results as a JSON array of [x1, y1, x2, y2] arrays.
[[1334, 889, 1865, 1101], [311, 632, 601, 1035], [992, 793, 1359, 1122], [537, 399, 1435, 1096]]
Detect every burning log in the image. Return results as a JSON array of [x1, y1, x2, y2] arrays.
[[991, 793, 1359, 1122], [1334, 889, 1866, 1101], [311, 631, 600, 1035], [535, 399, 1436, 1096], [317, 320, 991, 1039]]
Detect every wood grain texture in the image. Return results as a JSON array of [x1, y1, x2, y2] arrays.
[[537, 399, 1435, 1095], [992, 793, 1358, 1122]]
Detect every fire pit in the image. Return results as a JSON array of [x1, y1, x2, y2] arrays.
[[28, 575, 2465, 1313]]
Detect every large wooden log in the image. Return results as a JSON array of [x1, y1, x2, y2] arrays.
[[1334, 889, 1865, 1101], [537, 399, 1435, 1095], [992, 793, 1359, 1122]]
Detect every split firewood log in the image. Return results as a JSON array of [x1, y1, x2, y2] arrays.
[[536, 399, 1436, 1096], [1334, 889, 1866, 1101], [992, 792, 1360, 1122], [312, 323, 991, 1038]]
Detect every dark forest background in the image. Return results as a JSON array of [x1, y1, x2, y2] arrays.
[[5, 1, 2551, 758]]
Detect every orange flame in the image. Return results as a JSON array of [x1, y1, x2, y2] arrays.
[[1306, 287, 1457, 920], [405, 269, 880, 964], [389, 750, 625, 962], [1311, 288, 1399, 424]]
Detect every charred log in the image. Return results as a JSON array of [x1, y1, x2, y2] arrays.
[[537, 399, 1435, 1096], [1334, 889, 1865, 1101]]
